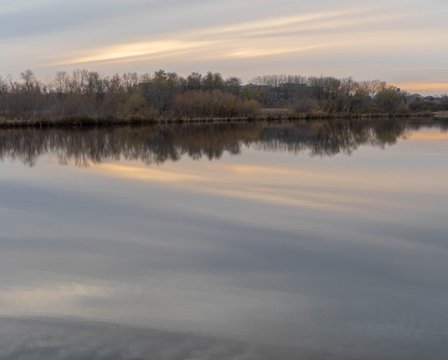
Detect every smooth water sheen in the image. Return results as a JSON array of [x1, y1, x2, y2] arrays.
[[0, 119, 447, 359]]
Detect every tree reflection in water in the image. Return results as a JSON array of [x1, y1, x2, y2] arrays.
[[0, 119, 442, 167]]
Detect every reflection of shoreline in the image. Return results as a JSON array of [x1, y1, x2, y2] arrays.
[[434, 111, 448, 118], [0, 119, 444, 167], [0, 113, 435, 129]]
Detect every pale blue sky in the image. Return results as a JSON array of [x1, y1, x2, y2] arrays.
[[1, 0, 447, 93]]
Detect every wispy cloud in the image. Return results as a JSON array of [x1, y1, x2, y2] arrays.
[[63, 40, 217, 65], [59, 6, 397, 65]]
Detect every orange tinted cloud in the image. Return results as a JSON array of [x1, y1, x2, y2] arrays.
[[62, 40, 216, 65], [397, 82, 448, 94]]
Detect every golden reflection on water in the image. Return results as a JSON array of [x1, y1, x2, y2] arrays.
[[407, 130, 448, 141], [93, 161, 397, 214], [95, 164, 204, 183]]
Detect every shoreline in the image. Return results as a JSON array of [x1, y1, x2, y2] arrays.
[[0, 112, 437, 129], [434, 111, 448, 118]]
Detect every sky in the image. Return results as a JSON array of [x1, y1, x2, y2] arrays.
[[0, 0, 447, 94]]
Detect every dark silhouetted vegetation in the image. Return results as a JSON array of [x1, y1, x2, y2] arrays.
[[0, 70, 443, 126]]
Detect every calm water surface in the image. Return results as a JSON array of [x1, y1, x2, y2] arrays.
[[0, 120, 447, 359]]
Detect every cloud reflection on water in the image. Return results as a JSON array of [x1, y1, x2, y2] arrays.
[[0, 120, 447, 359]]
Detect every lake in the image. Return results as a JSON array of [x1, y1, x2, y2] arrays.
[[0, 119, 447, 359]]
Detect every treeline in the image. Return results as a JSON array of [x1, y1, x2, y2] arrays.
[[0, 70, 258, 121], [0, 70, 445, 123], [249, 75, 447, 114]]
